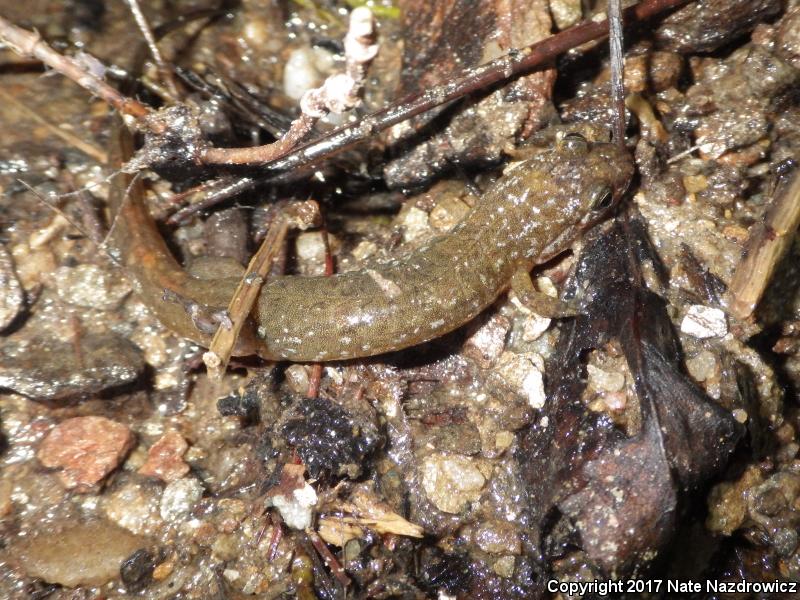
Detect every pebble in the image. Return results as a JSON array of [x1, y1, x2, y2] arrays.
[[103, 481, 164, 536], [494, 351, 546, 409], [399, 205, 431, 243], [284, 364, 312, 395], [429, 196, 470, 232], [283, 46, 333, 101], [138, 430, 190, 483], [0, 243, 24, 332], [268, 482, 318, 530], [159, 477, 204, 522], [53, 264, 131, 310], [16, 520, 145, 587], [493, 555, 516, 578], [463, 314, 510, 368], [681, 305, 728, 339], [586, 364, 626, 393], [37, 416, 135, 492], [685, 350, 719, 382], [0, 333, 145, 401], [549, 0, 581, 29], [295, 231, 340, 276], [421, 453, 486, 514]]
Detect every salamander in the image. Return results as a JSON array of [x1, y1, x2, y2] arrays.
[[108, 125, 634, 361]]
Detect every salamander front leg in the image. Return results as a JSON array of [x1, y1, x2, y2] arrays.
[[510, 268, 578, 319]]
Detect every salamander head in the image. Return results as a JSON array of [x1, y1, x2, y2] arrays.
[[529, 130, 635, 260], [558, 131, 635, 228]]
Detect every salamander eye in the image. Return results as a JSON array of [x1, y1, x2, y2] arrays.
[[590, 187, 614, 212], [562, 132, 588, 153]]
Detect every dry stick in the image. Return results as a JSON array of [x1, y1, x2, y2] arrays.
[[203, 217, 290, 379], [200, 5, 376, 165], [166, 176, 256, 225], [305, 528, 352, 588], [0, 15, 153, 124], [0, 88, 108, 163], [125, 0, 181, 99], [202, 114, 317, 165], [727, 168, 800, 320], [607, 0, 627, 147], [199, 0, 690, 169]]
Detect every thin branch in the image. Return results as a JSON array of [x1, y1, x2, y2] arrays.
[[0, 15, 153, 123], [203, 201, 323, 378], [727, 167, 800, 320], [200, 113, 316, 165], [228, 0, 690, 172], [608, 0, 627, 147], [125, 0, 180, 97], [199, 6, 377, 166], [203, 217, 289, 379]]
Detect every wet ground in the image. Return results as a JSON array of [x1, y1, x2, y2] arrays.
[[0, 0, 799, 598]]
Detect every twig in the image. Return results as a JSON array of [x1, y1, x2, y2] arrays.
[[166, 176, 256, 225], [305, 528, 352, 588], [203, 217, 290, 379], [125, 0, 180, 97], [608, 0, 627, 147], [199, 6, 377, 166], [17, 180, 94, 244], [199, 0, 690, 170], [200, 114, 316, 165], [0, 15, 153, 124], [727, 167, 800, 320], [202, 201, 323, 378]]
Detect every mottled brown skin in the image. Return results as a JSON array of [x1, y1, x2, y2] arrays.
[[109, 126, 633, 361]]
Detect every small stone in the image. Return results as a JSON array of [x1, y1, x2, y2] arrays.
[[295, 231, 339, 276], [683, 174, 708, 194], [152, 555, 177, 581], [0, 333, 145, 401], [103, 482, 164, 537], [421, 453, 486, 514], [493, 555, 516, 578], [120, 548, 155, 593], [269, 482, 318, 530], [549, 0, 581, 29], [586, 364, 626, 393], [494, 431, 515, 453], [284, 364, 312, 395], [16, 520, 145, 587], [138, 431, 190, 483], [429, 196, 470, 232], [463, 315, 510, 368], [38, 416, 135, 492], [160, 477, 203, 522], [520, 311, 551, 342], [494, 351, 546, 409], [685, 350, 719, 382], [681, 305, 728, 339], [399, 205, 431, 243], [53, 264, 131, 310], [350, 240, 377, 261]]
